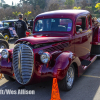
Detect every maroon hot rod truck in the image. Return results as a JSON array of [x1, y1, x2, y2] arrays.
[[0, 10, 100, 91]]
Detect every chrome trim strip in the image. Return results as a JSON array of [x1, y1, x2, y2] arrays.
[[18, 45, 23, 84]]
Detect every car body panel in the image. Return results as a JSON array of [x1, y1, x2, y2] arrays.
[[0, 10, 98, 85]]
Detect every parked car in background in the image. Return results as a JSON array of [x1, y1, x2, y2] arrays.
[[1, 10, 100, 91], [0, 33, 9, 49], [0, 21, 3, 29], [0, 19, 32, 40], [0, 19, 18, 41]]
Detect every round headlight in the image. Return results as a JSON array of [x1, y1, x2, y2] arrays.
[[1, 49, 9, 59], [40, 52, 50, 64]]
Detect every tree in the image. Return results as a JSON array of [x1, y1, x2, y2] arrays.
[[64, 0, 74, 9], [21, 0, 46, 9], [49, 3, 60, 11], [11, 6, 16, 9], [12, 1, 13, 6], [95, 3, 100, 14], [73, 7, 81, 10], [2, 4, 10, 9], [85, 6, 93, 13], [24, 11, 32, 18], [1, 0, 5, 3], [95, 3, 100, 10], [12, 11, 21, 18], [81, 1, 89, 9]]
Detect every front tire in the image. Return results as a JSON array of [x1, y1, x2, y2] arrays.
[[59, 64, 75, 91], [0, 40, 9, 49], [4, 74, 15, 81]]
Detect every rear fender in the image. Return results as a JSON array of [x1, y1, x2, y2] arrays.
[[53, 51, 82, 80]]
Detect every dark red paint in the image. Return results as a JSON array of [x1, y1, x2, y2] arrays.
[[0, 10, 99, 85]]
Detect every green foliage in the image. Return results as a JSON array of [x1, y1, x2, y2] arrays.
[[92, 14, 100, 18], [49, 3, 60, 11], [2, 4, 10, 9], [65, 0, 74, 8], [85, 6, 93, 13], [85, 6, 92, 10], [73, 6, 81, 9], [1, 0, 5, 3], [12, 6, 16, 9], [12, 11, 21, 17], [21, 0, 46, 9], [24, 11, 32, 18], [95, 3, 100, 10]]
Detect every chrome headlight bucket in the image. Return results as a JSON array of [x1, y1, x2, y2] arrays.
[[1, 49, 9, 59], [40, 52, 50, 64]]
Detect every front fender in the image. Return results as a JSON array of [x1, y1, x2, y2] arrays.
[[53, 51, 82, 80], [0, 49, 13, 76]]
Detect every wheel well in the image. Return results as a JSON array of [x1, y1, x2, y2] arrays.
[[3, 32, 10, 37], [72, 62, 78, 78]]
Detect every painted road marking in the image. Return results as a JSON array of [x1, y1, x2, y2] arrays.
[[83, 75, 100, 79]]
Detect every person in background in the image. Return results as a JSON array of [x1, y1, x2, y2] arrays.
[[15, 14, 27, 38], [30, 18, 34, 31], [24, 18, 28, 25]]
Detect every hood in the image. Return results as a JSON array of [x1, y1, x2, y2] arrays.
[[15, 35, 72, 45], [0, 27, 8, 30]]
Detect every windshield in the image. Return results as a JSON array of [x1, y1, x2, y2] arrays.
[[0, 22, 3, 27], [35, 18, 72, 32], [0, 24, 3, 27], [3, 22, 15, 27]]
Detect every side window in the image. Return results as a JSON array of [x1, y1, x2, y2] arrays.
[[87, 15, 91, 28], [80, 17, 86, 30], [76, 17, 86, 32]]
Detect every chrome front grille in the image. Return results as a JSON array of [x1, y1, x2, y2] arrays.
[[13, 44, 34, 85]]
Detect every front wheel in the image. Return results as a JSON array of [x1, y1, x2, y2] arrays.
[[58, 64, 75, 91], [0, 40, 9, 49], [3, 33, 9, 41], [4, 74, 15, 81]]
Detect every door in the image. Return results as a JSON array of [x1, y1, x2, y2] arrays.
[[74, 16, 92, 59]]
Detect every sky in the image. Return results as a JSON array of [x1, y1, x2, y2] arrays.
[[4, 0, 20, 5]]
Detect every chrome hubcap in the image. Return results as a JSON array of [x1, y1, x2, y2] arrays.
[[0, 46, 4, 49], [66, 67, 74, 87]]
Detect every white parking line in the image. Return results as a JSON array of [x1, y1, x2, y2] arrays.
[[0, 81, 16, 89]]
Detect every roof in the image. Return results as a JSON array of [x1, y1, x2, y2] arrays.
[[36, 9, 90, 19], [2, 19, 18, 23]]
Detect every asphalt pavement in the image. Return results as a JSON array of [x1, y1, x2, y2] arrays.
[[0, 39, 100, 100]]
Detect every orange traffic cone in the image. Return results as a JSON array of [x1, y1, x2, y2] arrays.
[[0, 73, 2, 79], [50, 78, 61, 100]]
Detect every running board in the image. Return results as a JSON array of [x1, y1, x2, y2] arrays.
[[81, 60, 91, 66], [81, 55, 97, 70]]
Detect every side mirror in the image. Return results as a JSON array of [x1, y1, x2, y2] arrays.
[[78, 28, 82, 33]]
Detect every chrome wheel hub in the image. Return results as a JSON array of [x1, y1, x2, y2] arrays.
[[66, 67, 74, 87], [0, 46, 4, 49]]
